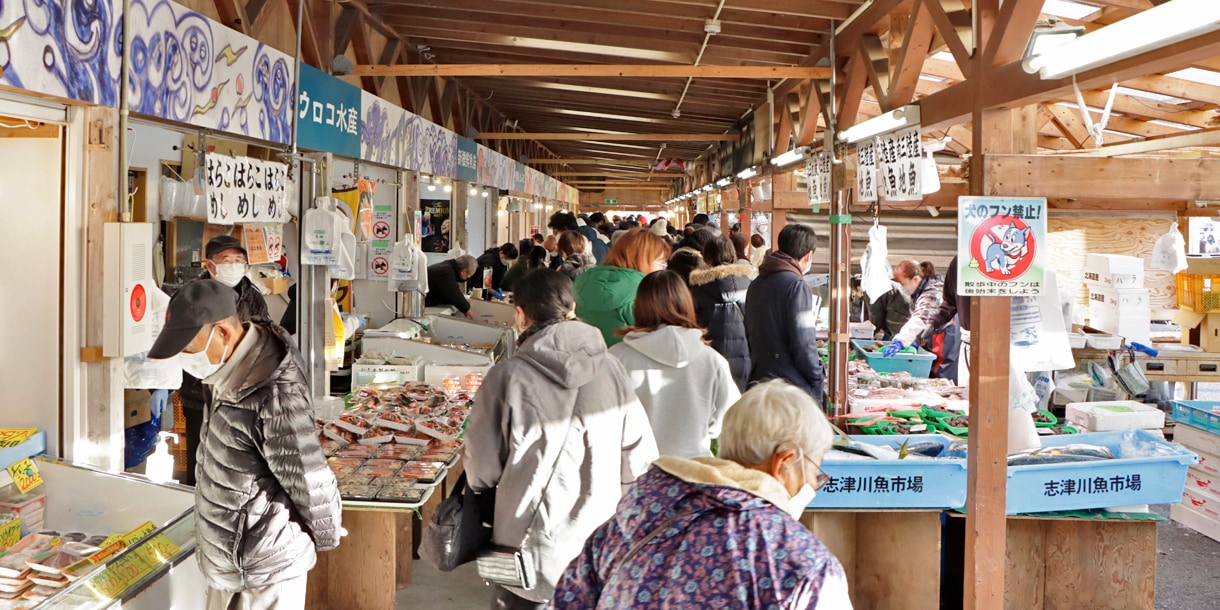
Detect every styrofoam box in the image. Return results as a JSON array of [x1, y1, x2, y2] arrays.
[[1066, 400, 1165, 432], [1171, 503, 1220, 543], [1089, 286, 1150, 312], [810, 434, 967, 509], [1084, 253, 1145, 289], [1088, 313, 1152, 346], [1174, 421, 1220, 457], [1187, 469, 1220, 501], [1182, 487, 1220, 520], [1005, 430, 1196, 515]]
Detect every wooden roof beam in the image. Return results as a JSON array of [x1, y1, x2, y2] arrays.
[[1082, 125, 1220, 157], [986, 154, 1220, 199], [478, 133, 739, 141], [350, 64, 831, 79]]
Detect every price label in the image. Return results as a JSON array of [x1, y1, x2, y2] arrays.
[[0, 515, 19, 550], [0, 428, 36, 448], [6, 459, 43, 493]]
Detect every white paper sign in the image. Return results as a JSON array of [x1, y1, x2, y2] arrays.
[[204, 154, 292, 225], [877, 126, 922, 201], [806, 152, 832, 206], [856, 141, 878, 203]]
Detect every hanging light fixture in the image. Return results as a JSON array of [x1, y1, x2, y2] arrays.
[[469, 186, 479, 196], [770, 146, 809, 167], [737, 166, 759, 180], [838, 105, 920, 144], [482, 189, 490, 198], [443, 182, 453, 193], [715, 177, 732, 188]]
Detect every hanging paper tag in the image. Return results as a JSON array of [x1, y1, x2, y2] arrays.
[[7, 458, 43, 493], [0, 428, 36, 448], [0, 515, 19, 550]]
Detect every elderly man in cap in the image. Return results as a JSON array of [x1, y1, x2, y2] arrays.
[[150, 280, 342, 609], [178, 235, 270, 486]]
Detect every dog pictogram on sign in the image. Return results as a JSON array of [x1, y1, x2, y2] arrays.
[[373, 221, 391, 239], [372, 257, 389, 276]]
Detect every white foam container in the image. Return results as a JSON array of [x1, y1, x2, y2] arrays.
[[1066, 400, 1166, 432]]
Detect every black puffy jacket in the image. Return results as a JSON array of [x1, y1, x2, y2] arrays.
[[744, 253, 824, 403], [195, 321, 342, 592], [689, 264, 753, 392]]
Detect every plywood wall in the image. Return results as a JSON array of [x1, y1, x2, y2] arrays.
[[1047, 216, 1176, 319]]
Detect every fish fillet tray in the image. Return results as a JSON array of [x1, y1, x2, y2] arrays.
[[1005, 430, 1197, 514], [810, 434, 967, 510]]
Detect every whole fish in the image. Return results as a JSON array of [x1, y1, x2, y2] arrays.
[[1007, 443, 1114, 467]]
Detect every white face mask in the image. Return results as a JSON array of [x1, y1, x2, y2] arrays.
[[213, 263, 247, 287], [785, 450, 819, 518], [180, 328, 228, 380]]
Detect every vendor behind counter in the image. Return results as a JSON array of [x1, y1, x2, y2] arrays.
[[426, 255, 479, 319]]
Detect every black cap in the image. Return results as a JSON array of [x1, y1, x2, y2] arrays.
[[148, 280, 238, 359], [205, 235, 247, 260]]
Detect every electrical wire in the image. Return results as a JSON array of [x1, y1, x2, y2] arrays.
[[0, 120, 38, 129]]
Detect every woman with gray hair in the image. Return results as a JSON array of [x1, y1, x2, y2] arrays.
[[551, 379, 851, 609]]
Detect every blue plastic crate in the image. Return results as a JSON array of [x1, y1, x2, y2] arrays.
[[1006, 430, 1197, 515], [1172, 400, 1220, 435], [0, 431, 46, 470], [809, 434, 967, 509], [850, 340, 935, 377]]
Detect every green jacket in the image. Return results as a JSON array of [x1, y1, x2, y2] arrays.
[[574, 265, 645, 347]]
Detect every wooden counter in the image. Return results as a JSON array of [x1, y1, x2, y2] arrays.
[[1072, 348, 1220, 398]]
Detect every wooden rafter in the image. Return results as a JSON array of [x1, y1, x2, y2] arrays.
[[837, 53, 871, 132], [982, 0, 1045, 67], [213, 0, 250, 35], [350, 15, 378, 94], [860, 34, 892, 111], [924, 0, 974, 77], [1042, 104, 1092, 149], [477, 133, 740, 141], [889, 0, 935, 108], [349, 64, 831, 79]]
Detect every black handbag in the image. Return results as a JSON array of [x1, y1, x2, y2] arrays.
[[420, 471, 495, 572]]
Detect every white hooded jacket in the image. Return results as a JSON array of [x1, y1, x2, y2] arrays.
[[610, 325, 741, 459]]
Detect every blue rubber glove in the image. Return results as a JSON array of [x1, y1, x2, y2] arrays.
[[493, 289, 504, 300], [882, 340, 905, 358], [150, 389, 169, 419]]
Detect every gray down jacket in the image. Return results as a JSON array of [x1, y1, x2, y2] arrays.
[[195, 321, 342, 592]]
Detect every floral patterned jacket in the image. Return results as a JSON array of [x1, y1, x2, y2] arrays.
[[549, 457, 852, 609]]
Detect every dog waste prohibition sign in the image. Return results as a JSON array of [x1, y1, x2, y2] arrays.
[[957, 196, 1047, 297], [373, 221, 392, 240]]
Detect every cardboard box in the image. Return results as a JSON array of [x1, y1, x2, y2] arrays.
[[1084, 253, 1145, 289], [352, 363, 419, 387], [1186, 256, 1220, 276], [1175, 311, 1220, 353], [123, 390, 151, 427], [261, 277, 290, 295]]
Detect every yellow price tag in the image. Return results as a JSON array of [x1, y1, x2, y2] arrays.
[[6, 459, 43, 493], [88, 521, 158, 565], [0, 516, 19, 551], [0, 428, 37, 448]]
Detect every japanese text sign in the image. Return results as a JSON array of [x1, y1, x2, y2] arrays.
[[297, 64, 361, 158], [958, 196, 1047, 297], [856, 141, 878, 203], [807, 152, 832, 206], [877, 126, 922, 201], [204, 154, 290, 226], [0, 428, 36, 448], [456, 137, 479, 184]]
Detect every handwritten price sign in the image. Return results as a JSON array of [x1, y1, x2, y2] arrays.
[[0, 515, 19, 550], [0, 428, 37, 448], [6, 458, 43, 493]]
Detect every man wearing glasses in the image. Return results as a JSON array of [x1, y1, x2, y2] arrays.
[[177, 235, 270, 486], [551, 379, 852, 610]]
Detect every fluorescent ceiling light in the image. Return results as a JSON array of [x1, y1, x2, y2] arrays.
[[1148, 118, 1201, 131], [567, 127, 636, 135], [1024, 0, 1220, 80], [770, 146, 809, 167], [528, 81, 677, 101], [737, 167, 759, 180], [1167, 67, 1220, 87], [838, 105, 920, 144], [1041, 0, 1101, 21], [702, 184, 714, 192], [498, 35, 686, 63], [554, 109, 667, 124], [1025, 18, 1086, 57], [716, 177, 732, 187]]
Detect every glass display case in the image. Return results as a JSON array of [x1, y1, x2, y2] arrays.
[[1, 458, 200, 610]]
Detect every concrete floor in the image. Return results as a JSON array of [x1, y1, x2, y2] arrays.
[[397, 561, 488, 610]]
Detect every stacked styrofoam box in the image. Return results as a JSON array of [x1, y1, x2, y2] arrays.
[[1171, 424, 1220, 542], [1085, 254, 1150, 345], [1066, 400, 1165, 434]]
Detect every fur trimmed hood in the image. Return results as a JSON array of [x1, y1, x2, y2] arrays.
[[689, 263, 755, 287]]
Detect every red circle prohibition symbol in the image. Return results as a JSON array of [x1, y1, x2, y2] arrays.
[[130, 284, 147, 322], [970, 215, 1036, 281]]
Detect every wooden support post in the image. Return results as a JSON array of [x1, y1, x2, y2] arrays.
[[827, 164, 851, 416], [80, 107, 124, 470]]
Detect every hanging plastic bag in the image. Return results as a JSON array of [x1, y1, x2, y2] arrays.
[[329, 230, 358, 280], [1151, 221, 1187, 273], [860, 223, 892, 303], [1008, 365, 1041, 454], [303, 198, 339, 266]]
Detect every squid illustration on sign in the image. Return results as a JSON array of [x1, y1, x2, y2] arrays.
[[972, 218, 1034, 279]]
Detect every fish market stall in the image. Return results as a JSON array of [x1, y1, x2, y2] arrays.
[[307, 382, 473, 610], [360, 316, 514, 391], [465, 299, 518, 328]]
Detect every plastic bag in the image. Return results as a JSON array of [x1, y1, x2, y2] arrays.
[[329, 230, 358, 280], [1151, 221, 1187, 273], [303, 198, 340, 266], [1008, 364, 1041, 454], [860, 223, 893, 303]]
